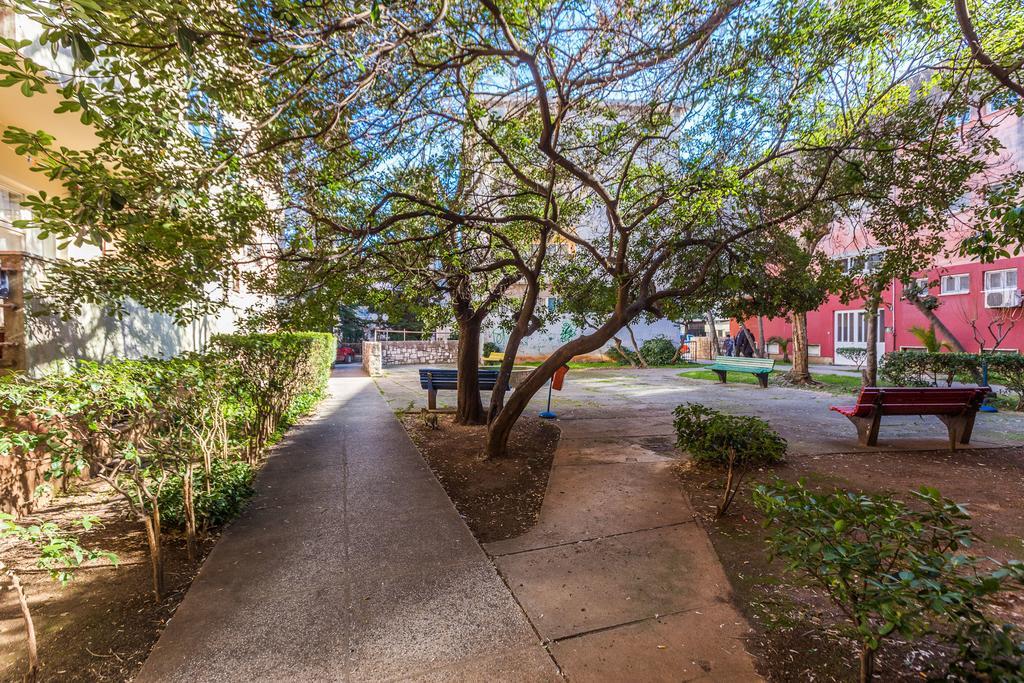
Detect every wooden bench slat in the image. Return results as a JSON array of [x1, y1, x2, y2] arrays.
[[830, 386, 989, 450]]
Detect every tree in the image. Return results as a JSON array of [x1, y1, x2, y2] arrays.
[[5, 0, 1016, 459]]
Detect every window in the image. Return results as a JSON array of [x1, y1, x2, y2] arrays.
[[836, 251, 884, 276], [989, 91, 1021, 112], [0, 187, 27, 227], [912, 277, 930, 297], [546, 297, 560, 312], [984, 268, 1019, 308], [984, 268, 1017, 293], [940, 274, 970, 295], [808, 344, 821, 357], [835, 309, 884, 344]]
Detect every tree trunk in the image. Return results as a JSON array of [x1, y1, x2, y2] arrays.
[[143, 508, 165, 602], [859, 644, 876, 683], [455, 315, 486, 425], [786, 311, 816, 384], [11, 573, 38, 683], [626, 324, 647, 367], [183, 461, 197, 562], [488, 281, 542, 421], [612, 336, 639, 367], [485, 314, 626, 458], [864, 295, 882, 387], [757, 316, 767, 358], [705, 312, 721, 357]]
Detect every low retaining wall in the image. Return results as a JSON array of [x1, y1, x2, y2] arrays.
[[362, 340, 458, 376]]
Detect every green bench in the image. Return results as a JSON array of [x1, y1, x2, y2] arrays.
[[709, 355, 775, 388]]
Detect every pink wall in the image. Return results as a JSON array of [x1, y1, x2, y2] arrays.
[[747, 257, 1024, 361]]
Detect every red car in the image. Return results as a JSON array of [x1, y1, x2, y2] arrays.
[[336, 344, 357, 364]]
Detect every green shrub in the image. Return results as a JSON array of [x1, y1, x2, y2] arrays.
[[985, 353, 1024, 410], [673, 403, 785, 516], [753, 480, 1024, 683], [213, 331, 335, 460], [606, 343, 639, 366], [836, 346, 868, 370], [880, 350, 983, 387], [157, 459, 256, 532], [640, 336, 678, 365], [482, 341, 502, 356], [879, 350, 937, 386]]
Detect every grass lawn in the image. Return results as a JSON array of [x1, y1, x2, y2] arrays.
[[677, 368, 895, 394]]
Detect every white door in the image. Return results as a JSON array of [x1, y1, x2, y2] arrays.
[[834, 309, 885, 365]]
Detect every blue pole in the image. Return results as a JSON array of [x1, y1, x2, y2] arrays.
[[980, 357, 998, 412], [539, 379, 556, 419]]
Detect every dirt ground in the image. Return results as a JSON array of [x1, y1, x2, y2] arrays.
[[401, 413, 560, 543], [675, 446, 1024, 682], [0, 483, 213, 682]]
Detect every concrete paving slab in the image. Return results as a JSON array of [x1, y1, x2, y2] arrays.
[[138, 368, 556, 682], [485, 460, 694, 556], [550, 604, 760, 682], [347, 560, 546, 681], [493, 523, 731, 641], [406, 645, 563, 682]]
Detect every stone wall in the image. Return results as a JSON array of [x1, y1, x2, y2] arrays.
[[362, 341, 383, 376], [380, 340, 458, 366]]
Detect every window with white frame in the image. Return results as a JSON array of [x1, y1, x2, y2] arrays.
[[983, 269, 1019, 308], [940, 273, 970, 295], [808, 344, 821, 357], [836, 251, 884, 276], [546, 296, 560, 312]]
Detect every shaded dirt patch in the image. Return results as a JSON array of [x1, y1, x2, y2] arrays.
[[401, 414, 559, 543], [675, 446, 1024, 682], [1, 483, 215, 682]]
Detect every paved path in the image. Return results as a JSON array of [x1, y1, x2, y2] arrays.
[[138, 367, 558, 682], [483, 413, 762, 682]]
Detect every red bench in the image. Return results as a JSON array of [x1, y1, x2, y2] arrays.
[[830, 387, 989, 450]]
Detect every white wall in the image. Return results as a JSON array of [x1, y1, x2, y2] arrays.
[[485, 314, 681, 359]]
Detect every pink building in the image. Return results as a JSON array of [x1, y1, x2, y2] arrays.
[[739, 98, 1024, 366]]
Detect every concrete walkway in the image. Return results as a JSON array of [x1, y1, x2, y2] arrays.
[[482, 412, 761, 682], [138, 367, 558, 682]]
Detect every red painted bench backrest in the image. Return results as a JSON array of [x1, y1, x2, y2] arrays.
[[850, 388, 988, 417]]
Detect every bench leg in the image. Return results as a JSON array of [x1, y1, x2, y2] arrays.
[[938, 415, 971, 451], [428, 389, 437, 410], [713, 369, 727, 384], [960, 411, 977, 445], [755, 373, 768, 389], [847, 414, 881, 447]]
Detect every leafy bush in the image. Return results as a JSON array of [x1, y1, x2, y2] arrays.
[[836, 346, 868, 370], [673, 403, 786, 516], [985, 353, 1024, 410], [157, 459, 256, 532], [753, 480, 1024, 682], [213, 331, 335, 459], [880, 350, 983, 387], [482, 341, 502, 356], [640, 336, 678, 365], [606, 343, 639, 366]]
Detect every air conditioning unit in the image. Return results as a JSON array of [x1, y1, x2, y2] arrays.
[[985, 289, 1023, 308]]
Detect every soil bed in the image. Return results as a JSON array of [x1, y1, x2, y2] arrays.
[[675, 446, 1024, 682], [401, 413, 559, 543], [1, 482, 214, 682]]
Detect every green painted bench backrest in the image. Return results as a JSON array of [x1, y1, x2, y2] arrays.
[[712, 356, 775, 370]]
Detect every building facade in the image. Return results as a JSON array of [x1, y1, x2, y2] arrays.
[[0, 10, 263, 376], [743, 99, 1024, 365]]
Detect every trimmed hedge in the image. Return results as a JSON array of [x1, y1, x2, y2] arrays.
[[879, 350, 1024, 409]]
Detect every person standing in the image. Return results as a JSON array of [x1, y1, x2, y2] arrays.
[[722, 333, 735, 356], [736, 326, 756, 358]]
